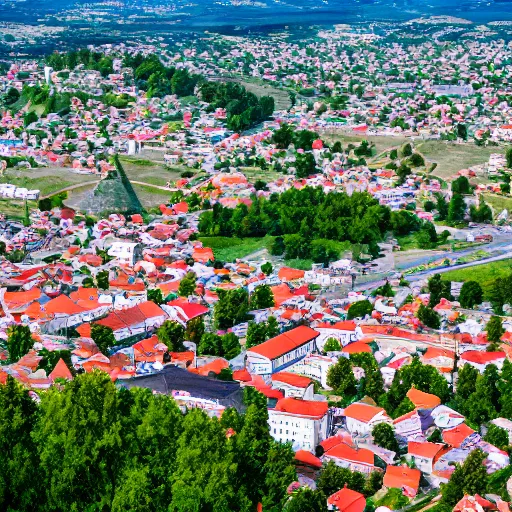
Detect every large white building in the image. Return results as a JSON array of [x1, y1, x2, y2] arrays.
[[343, 402, 392, 437], [268, 397, 329, 451], [246, 325, 319, 377]]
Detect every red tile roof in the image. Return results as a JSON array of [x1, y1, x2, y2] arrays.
[[342, 342, 372, 354], [167, 298, 209, 320], [406, 388, 441, 409], [272, 372, 312, 388], [461, 351, 506, 364], [273, 397, 328, 419], [344, 402, 387, 423], [324, 443, 374, 466], [383, 465, 421, 491], [442, 423, 476, 448], [247, 326, 319, 361], [49, 358, 73, 382], [294, 450, 323, 468], [328, 486, 366, 512], [407, 441, 445, 459]]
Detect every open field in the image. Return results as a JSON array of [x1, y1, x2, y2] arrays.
[[119, 155, 190, 187], [483, 193, 512, 216], [322, 133, 411, 156], [0, 199, 37, 220], [0, 166, 98, 196], [240, 166, 283, 184], [199, 236, 274, 262], [441, 258, 512, 298], [416, 141, 500, 181]]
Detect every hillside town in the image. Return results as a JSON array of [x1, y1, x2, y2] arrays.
[[3, 19, 512, 512]]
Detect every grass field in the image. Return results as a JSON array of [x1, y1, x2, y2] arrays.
[[322, 133, 411, 156], [416, 141, 499, 181], [240, 166, 283, 184], [483, 193, 512, 216], [0, 199, 37, 220], [199, 236, 274, 262], [441, 258, 512, 298], [119, 156, 188, 187]]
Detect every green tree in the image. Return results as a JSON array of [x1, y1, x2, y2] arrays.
[[459, 281, 483, 309], [372, 423, 399, 453], [6, 324, 33, 362], [147, 288, 164, 305], [451, 176, 472, 195], [250, 284, 275, 310], [222, 332, 241, 360], [487, 316, 504, 346], [417, 304, 441, 329], [506, 146, 512, 169], [185, 316, 205, 344], [441, 449, 488, 506], [285, 488, 326, 512], [246, 321, 268, 349], [198, 332, 223, 356], [214, 288, 249, 330], [0, 376, 40, 512], [111, 466, 152, 512], [272, 123, 294, 149], [96, 270, 109, 290], [455, 363, 479, 412], [324, 338, 341, 352], [178, 272, 197, 297], [317, 461, 354, 497], [428, 274, 452, 307], [295, 152, 317, 179], [435, 193, 449, 221], [347, 300, 374, 320], [448, 193, 467, 223], [327, 357, 357, 396], [156, 320, 185, 352], [261, 262, 273, 275], [91, 323, 116, 354], [262, 442, 296, 510], [484, 423, 509, 450]]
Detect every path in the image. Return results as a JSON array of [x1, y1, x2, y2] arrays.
[[41, 179, 179, 199]]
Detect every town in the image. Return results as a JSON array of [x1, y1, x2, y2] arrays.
[[3, 15, 512, 512]]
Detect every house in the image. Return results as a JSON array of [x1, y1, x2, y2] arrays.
[[246, 325, 319, 376], [327, 485, 366, 512], [315, 321, 358, 349], [49, 358, 73, 382], [383, 465, 421, 497], [288, 354, 335, 389], [394, 409, 423, 439], [322, 442, 379, 474], [343, 402, 392, 436], [107, 242, 143, 266], [77, 301, 167, 342], [406, 441, 448, 474], [442, 423, 481, 448], [133, 335, 168, 363], [406, 388, 441, 410], [268, 397, 329, 451], [271, 372, 314, 399], [460, 351, 506, 372]]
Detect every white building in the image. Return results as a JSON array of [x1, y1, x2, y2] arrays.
[[288, 354, 335, 389], [343, 402, 392, 437], [314, 321, 357, 350], [268, 397, 329, 451], [246, 325, 319, 377], [107, 242, 143, 266]]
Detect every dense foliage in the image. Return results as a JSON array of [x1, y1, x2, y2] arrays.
[[200, 188, 391, 263], [0, 373, 296, 512]]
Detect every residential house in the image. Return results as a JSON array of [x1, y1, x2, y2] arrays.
[[344, 402, 392, 437]]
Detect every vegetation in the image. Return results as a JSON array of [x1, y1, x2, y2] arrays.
[[6, 325, 33, 362], [347, 300, 374, 320], [0, 373, 296, 512]]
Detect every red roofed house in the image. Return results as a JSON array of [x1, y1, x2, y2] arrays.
[[460, 351, 506, 373], [344, 402, 392, 436], [327, 486, 366, 512], [77, 301, 167, 342], [315, 321, 358, 350], [383, 465, 421, 497], [322, 442, 379, 474], [166, 297, 209, 326], [406, 441, 448, 474], [49, 358, 73, 382], [246, 326, 320, 376], [442, 423, 480, 449], [406, 387, 441, 410], [268, 397, 329, 451], [271, 371, 314, 399], [133, 335, 168, 363]]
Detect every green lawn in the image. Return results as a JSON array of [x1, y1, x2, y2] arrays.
[[0, 199, 37, 220], [416, 141, 499, 182], [483, 193, 512, 216], [284, 258, 313, 271], [199, 236, 274, 262], [442, 258, 512, 298]]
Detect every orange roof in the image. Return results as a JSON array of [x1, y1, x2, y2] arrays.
[[278, 267, 305, 281], [247, 326, 319, 361], [233, 368, 252, 382], [461, 351, 506, 364], [294, 450, 322, 468], [270, 283, 295, 306], [408, 441, 445, 459], [344, 402, 387, 423], [272, 372, 312, 388], [192, 247, 214, 263], [406, 388, 441, 409], [328, 486, 366, 512], [342, 342, 372, 354], [49, 358, 73, 381], [189, 358, 228, 376], [383, 465, 420, 491], [422, 347, 455, 361], [4, 288, 41, 310], [325, 442, 374, 466], [442, 424, 475, 448], [316, 320, 357, 331], [16, 349, 39, 369], [273, 397, 328, 419]]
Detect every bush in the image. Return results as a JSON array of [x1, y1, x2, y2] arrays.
[[347, 300, 374, 320]]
